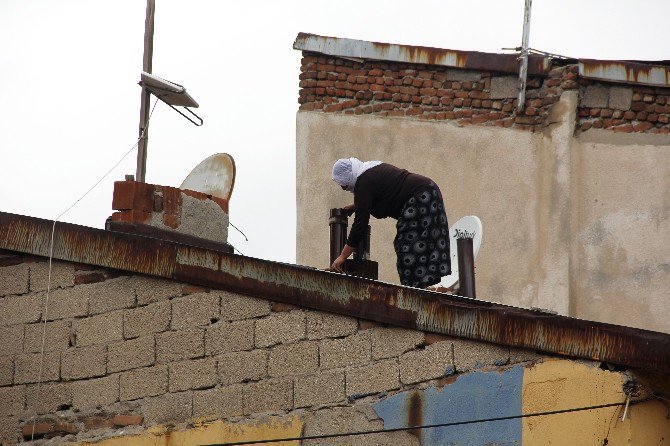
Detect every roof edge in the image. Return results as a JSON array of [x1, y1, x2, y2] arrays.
[[293, 32, 552, 75], [1, 210, 669, 374]]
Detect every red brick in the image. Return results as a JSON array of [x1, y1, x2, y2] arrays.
[[75, 272, 106, 285], [602, 119, 613, 128], [324, 103, 342, 112], [412, 79, 423, 87], [111, 210, 151, 224], [420, 88, 437, 95], [592, 120, 603, 129], [545, 78, 562, 87], [368, 68, 383, 76], [22, 422, 54, 438], [469, 91, 489, 100], [634, 121, 654, 132], [112, 181, 154, 212], [445, 111, 455, 119], [455, 91, 468, 99], [636, 111, 648, 121], [648, 113, 659, 123], [112, 414, 144, 427], [54, 421, 78, 434], [160, 187, 182, 229], [659, 115, 669, 124], [370, 84, 385, 92], [471, 115, 488, 124], [613, 124, 634, 133], [525, 107, 538, 116], [643, 94, 655, 103], [623, 111, 636, 120], [406, 108, 423, 116], [388, 110, 405, 117], [471, 99, 481, 108], [84, 416, 114, 430], [271, 302, 299, 312], [455, 109, 474, 118], [631, 102, 646, 112], [580, 122, 592, 131]]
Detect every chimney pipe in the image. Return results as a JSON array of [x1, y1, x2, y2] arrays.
[[457, 237, 476, 298], [329, 208, 348, 266]]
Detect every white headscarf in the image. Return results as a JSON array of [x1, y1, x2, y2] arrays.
[[332, 157, 382, 193]]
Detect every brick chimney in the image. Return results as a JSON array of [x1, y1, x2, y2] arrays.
[[108, 180, 231, 251]]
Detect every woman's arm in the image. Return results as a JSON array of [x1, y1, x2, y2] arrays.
[[331, 244, 355, 272]]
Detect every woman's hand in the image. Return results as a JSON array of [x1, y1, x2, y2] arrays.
[[331, 255, 347, 273], [331, 244, 355, 272], [341, 203, 355, 216]]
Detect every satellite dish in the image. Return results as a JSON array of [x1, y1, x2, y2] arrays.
[[180, 153, 236, 201], [439, 215, 483, 288]]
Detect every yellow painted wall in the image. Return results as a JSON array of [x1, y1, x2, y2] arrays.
[[76, 415, 302, 446], [522, 359, 670, 445]]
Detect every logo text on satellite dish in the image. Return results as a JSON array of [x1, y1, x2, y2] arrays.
[[455, 229, 476, 239]]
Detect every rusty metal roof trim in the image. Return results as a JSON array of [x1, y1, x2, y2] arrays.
[[579, 59, 670, 88], [1, 211, 669, 374], [293, 32, 552, 76]]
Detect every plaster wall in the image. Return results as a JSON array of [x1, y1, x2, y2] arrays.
[[296, 97, 670, 333]]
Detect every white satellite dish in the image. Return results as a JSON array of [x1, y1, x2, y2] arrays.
[[180, 153, 236, 201], [439, 215, 483, 288]]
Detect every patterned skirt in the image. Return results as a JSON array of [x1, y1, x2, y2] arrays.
[[393, 183, 451, 288]]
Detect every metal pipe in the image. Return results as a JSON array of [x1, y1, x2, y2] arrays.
[[136, 0, 155, 183], [353, 225, 371, 260], [457, 237, 476, 299], [329, 208, 348, 266], [516, 0, 532, 112]]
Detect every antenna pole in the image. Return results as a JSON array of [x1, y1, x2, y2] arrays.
[[136, 0, 155, 183], [516, 0, 532, 112]]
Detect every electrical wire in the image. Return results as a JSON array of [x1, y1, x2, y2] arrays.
[[200, 398, 653, 446], [29, 97, 160, 442]]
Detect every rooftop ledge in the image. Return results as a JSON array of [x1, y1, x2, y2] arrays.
[[1, 210, 669, 375], [294, 32, 670, 87]]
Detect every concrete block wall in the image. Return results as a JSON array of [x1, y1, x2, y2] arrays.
[[0, 250, 542, 444], [1, 251, 667, 445], [111, 180, 229, 243]]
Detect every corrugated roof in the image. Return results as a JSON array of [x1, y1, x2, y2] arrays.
[[1, 210, 669, 375]]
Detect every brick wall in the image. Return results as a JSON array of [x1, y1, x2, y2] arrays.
[[298, 52, 670, 134], [298, 52, 577, 131], [0, 250, 542, 444], [111, 180, 229, 244], [577, 82, 670, 134]]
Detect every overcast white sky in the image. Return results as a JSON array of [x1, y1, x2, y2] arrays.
[[1, 0, 668, 263]]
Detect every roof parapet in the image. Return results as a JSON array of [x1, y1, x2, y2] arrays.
[[293, 32, 552, 76], [1, 210, 669, 374], [579, 59, 670, 88]]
